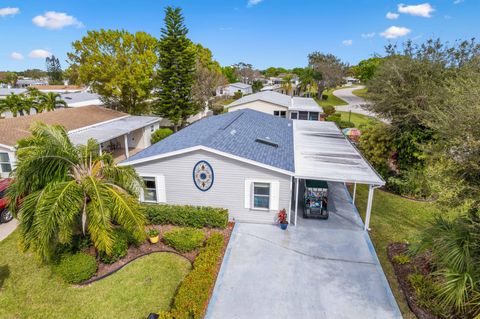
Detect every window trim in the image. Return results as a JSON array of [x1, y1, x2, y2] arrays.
[[0, 152, 12, 174], [252, 182, 271, 210], [141, 176, 158, 203]]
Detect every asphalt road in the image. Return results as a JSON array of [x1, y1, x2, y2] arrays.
[[333, 86, 377, 117]]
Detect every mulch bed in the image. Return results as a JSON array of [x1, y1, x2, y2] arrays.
[[80, 223, 234, 285], [387, 242, 438, 319]]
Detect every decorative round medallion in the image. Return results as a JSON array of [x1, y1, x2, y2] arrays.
[[193, 160, 214, 191]]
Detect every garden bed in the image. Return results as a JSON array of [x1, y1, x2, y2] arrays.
[[82, 223, 234, 285], [387, 243, 439, 319]]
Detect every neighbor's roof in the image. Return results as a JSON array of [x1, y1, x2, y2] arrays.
[[69, 115, 161, 145], [226, 91, 323, 113], [228, 82, 252, 89], [293, 120, 385, 185], [122, 109, 295, 172], [0, 106, 126, 146], [60, 91, 102, 107], [0, 88, 27, 96]]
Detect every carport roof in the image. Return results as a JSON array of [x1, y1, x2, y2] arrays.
[[293, 120, 385, 185]]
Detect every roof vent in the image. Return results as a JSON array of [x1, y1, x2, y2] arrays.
[[255, 137, 279, 148]]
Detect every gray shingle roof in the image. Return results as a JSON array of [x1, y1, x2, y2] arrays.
[[229, 82, 252, 89], [122, 109, 295, 172]]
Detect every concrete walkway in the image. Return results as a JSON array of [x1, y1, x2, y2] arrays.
[[0, 219, 18, 241], [206, 182, 402, 319]]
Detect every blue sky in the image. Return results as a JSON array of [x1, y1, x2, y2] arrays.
[[1, 0, 479, 71]]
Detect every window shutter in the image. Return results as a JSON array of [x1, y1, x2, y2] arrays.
[[270, 180, 280, 211], [244, 179, 252, 208], [156, 175, 166, 203]]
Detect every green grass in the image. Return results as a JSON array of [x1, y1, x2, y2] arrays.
[[0, 231, 191, 319], [352, 185, 442, 319], [352, 87, 368, 99], [337, 111, 378, 128], [316, 88, 348, 107]]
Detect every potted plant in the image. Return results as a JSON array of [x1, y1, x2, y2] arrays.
[[277, 209, 289, 230], [147, 228, 160, 244]]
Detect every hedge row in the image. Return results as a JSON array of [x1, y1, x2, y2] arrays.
[[144, 204, 228, 229], [158, 233, 225, 319]]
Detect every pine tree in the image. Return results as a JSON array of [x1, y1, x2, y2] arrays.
[[155, 7, 197, 130], [45, 55, 63, 85]]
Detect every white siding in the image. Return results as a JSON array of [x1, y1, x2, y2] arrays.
[[227, 100, 287, 116], [0, 145, 15, 178], [131, 150, 291, 224]]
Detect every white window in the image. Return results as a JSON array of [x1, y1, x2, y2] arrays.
[[253, 182, 270, 209], [142, 177, 157, 202], [0, 153, 11, 173]]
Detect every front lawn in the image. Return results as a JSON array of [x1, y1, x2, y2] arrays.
[[337, 111, 377, 128], [0, 231, 191, 319], [316, 88, 348, 107], [352, 87, 368, 99], [352, 185, 442, 319]]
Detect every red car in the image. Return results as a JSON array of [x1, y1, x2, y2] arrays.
[[0, 178, 13, 223]]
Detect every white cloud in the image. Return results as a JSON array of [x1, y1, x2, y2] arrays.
[[32, 11, 83, 29], [28, 49, 52, 59], [0, 7, 19, 17], [453, 0, 464, 4], [386, 12, 399, 19], [398, 3, 434, 18], [342, 39, 353, 46], [380, 26, 412, 39], [10, 52, 23, 60], [247, 0, 263, 7], [361, 32, 376, 38]]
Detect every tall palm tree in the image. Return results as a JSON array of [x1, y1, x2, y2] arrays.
[[8, 123, 146, 262], [299, 67, 321, 98], [38, 92, 67, 112], [281, 74, 293, 96]]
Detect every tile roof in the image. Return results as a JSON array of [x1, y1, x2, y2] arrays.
[[122, 109, 295, 172], [0, 106, 126, 147]]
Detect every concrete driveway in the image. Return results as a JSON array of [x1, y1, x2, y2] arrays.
[[0, 219, 18, 241], [206, 182, 402, 319]]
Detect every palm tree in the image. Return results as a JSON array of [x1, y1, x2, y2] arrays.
[[8, 123, 146, 262], [415, 209, 480, 316], [299, 67, 321, 98], [281, 75, 293, 96], [0, 93, 31, 117], [38, 92, 67, 112]]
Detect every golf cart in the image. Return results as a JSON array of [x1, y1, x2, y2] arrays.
[[0, 178, 13, 223], [303, 179, 329, 219]]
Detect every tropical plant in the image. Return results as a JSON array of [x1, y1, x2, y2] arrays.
[[299, 67, 321, 97], [8, 123, 146, 262], [414, 208, 480, 316], [281, 75, 293, 96], [151, 128, 173, 144], [38, 92, 67, 112], [0, 93, 31, 117]]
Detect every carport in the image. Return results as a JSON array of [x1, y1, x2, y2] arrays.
[[291, 120, 385, 230]]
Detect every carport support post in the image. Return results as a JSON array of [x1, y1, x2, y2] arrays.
[[364, 185, 374, 231], [294, 178, 299, 226], [124, 134, 129, 159], [352, 183, 357, 204], [98, 144, 102, 156]]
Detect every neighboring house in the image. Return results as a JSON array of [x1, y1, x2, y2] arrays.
[[60, 91, 103, 107], [225, 91, 324, 120], [120, 109, 384, 228], [0, 106, 166, 178], [16, 78, 49, 87], [216, 82, 253, 97], [344, 76, 360, 86]]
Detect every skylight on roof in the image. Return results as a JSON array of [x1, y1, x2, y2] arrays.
[[255, 137, 279, 148]]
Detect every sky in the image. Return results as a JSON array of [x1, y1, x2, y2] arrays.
[[0, 0, 479, 71]]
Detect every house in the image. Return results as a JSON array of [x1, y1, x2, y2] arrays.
[[344, 76, 360, 86], [216, 82, 253, 97], [119, 109, 384, 229], [60, 91, 103, 107], [0, 106, 166, 178], [225, 91, 324, 120]]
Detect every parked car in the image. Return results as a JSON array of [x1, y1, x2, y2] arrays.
[[0, 178, 13, 223]]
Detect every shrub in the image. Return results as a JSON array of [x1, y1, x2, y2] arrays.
[[53, 252, 97, 284], [158, 233, 225, 319], [147, 228, 159, 237], [322, 105, 335, 116], [387, 169, 432, 199], [392, 254, 411, 265], [321, 94, 328, 100], [326, 113, 341, 122], [408, 274, 450, 317], [99, 228, 132, 264], [163, 228, 205, 253], [151, 128, 173, 144], [144, 204, 228, 229], [338, 120, 355, 129]]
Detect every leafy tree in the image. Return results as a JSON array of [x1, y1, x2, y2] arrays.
[[151, 128, 173, 144], [308, 52, 347, 93], [298, 67, 321, 97], [3, 72, 18, 86], [191, 44, 227, 110], [233, 62, 257, 84], [46, 55, 63, 85], [252, 80, 263, 93], [155, 7, 197, 130], [351, 57, 383, 83], [263, 67, 288, 77], [68, 29, 158, 114], [358, 122, 395, 177], [63, 64, 81, 85], [221, 66, 238, 83], [8, 123, 146, 262], [232, 91, 243, 100], [38, 92, 67, 111], [19, 69, 47, 79]]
